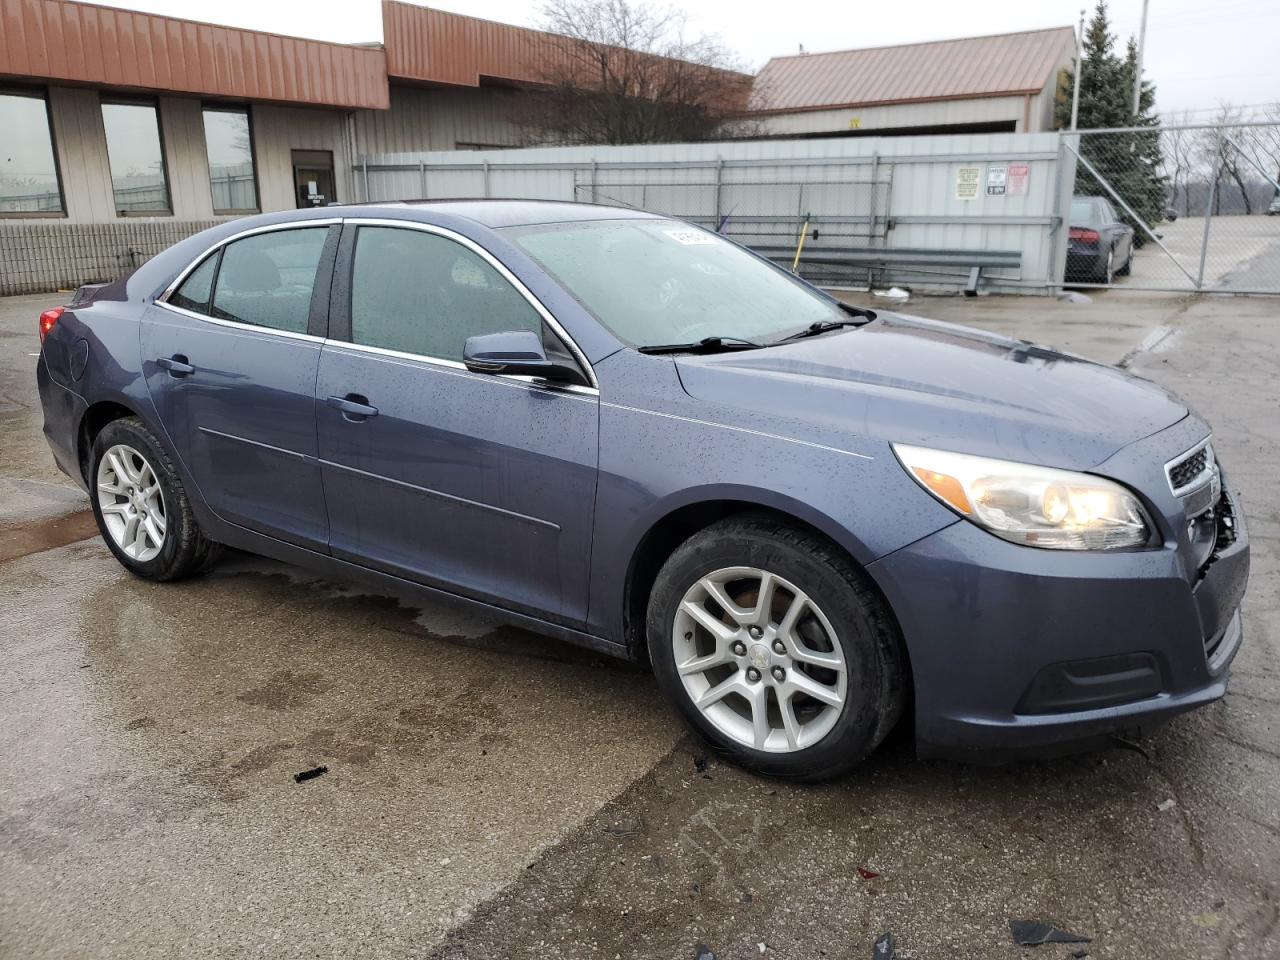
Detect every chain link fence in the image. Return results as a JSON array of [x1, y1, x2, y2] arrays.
[[1065, 122, 1280, 293]]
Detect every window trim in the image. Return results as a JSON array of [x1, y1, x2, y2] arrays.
[[201, 103, 260, 216], [0, 86, 67, 219], [157, 216, 599, 394], [100, 97, 174, 218]]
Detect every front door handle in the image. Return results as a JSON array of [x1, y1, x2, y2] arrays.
[[157, 355, 194, 377], [326, 393, 379, 421]]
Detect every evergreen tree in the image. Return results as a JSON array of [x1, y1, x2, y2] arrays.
[[1056, 1, 1168, 239]]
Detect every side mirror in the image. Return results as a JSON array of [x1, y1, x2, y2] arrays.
[[462, 330, 583, 383]]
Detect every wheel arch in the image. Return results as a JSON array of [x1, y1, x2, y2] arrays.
[[77, 400, 141, 483], [621, 495, 909, 683]]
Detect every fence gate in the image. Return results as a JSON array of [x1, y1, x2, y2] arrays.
[[1065, 122, 1280, 294]]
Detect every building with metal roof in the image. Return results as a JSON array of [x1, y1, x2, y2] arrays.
[[749, 27, 1077, 138], [0, 0, 749, 292]]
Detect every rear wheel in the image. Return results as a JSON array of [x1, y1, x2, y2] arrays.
[[90, 417, 220, 581], [1100, 247, 1115, 284], [647, 516, 905, 780], [1116, 245, 1133, 277]]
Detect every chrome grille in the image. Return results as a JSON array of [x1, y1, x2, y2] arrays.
[[1166, 439, 1215, 495]]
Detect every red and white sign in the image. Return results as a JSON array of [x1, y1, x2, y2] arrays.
[[1007, 163, 1030, 197]]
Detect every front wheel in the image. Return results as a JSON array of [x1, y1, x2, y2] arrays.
[[647, 516, 906, 780], [90, 416, 220, 581]]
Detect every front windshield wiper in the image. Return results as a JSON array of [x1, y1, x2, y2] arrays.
[[638, 336, 765, 355], [774, 316, 875, 344]]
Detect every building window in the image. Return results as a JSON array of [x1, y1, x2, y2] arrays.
[[0, 90, 64, 216], [101, 101, 171, 215], [203, 107, 259, 214]]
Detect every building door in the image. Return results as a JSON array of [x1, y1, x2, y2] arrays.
[[292, 150, 335, 208]]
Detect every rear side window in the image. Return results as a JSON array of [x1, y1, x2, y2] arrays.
[[169, 252, 219, 313], [211, 227, 328, 334], [349, 226, 543, 362]]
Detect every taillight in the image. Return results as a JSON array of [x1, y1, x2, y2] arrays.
[[1069, 228, 1100, 244], [38, 306, 64, 344]]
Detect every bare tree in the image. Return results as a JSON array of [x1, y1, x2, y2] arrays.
[[518, 0, 753, 146], [1229, 102, 1280, 205], [1161, 110, 1195, 216]]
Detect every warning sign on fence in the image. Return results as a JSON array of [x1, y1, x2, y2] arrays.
[[986, 165, 1008, 197], [955, 166, 980, 200], [1008, 163, 1030, 196]]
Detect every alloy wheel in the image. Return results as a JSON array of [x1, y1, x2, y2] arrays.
[[96, 443, 167, 562], [672, 566, 848, 753]]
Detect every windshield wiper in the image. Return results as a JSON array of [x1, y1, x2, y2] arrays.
[[774, 316, 874, 344], [638, 336, 764, 355]]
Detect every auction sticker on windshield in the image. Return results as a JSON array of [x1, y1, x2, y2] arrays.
[[665, 229, 715, 245]]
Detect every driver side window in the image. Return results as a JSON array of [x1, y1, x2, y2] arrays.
[[349, 226, 545, 362]]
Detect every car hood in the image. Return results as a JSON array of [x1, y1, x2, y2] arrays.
[[674, 312, 1188, 470]]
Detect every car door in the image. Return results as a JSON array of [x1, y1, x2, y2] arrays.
[[143, 221, 340, 549], [316, 220, 599, 626]]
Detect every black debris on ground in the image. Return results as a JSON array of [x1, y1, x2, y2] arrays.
[[293, 765, 328, 784], [694, 943, 716, 960], [872, 932, 895, 958]]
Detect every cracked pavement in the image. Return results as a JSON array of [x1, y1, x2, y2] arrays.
[[1, 289, 1277, 959]]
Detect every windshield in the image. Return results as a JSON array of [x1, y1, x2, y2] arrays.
[[508, 219, 846, 348]]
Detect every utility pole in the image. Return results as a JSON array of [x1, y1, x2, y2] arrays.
[[1132, 0, 1150, 115], [1070, 8, 1085, 130]]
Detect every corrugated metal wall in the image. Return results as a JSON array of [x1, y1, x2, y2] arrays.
[[352, 84, 526, 154], [359, 133, 1076, 294], [753, 95, 1034, 136]]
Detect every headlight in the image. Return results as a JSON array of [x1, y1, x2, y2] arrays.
[[893, 444, 1155, 550]]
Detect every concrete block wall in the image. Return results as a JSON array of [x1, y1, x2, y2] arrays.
[[0, 220, 220, 295]]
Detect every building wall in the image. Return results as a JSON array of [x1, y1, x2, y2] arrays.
[[352, 83, 528, 158], [751, 94, 1043, 138], [6, 85, 356, 225], [0, 84, 359, 292]]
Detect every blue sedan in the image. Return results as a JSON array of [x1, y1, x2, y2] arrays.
[[36, 201, 1248, 779]]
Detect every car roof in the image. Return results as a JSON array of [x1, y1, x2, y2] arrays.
[[338, 199, 664, 228]]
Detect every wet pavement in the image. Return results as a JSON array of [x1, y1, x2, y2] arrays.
[[2, 290, 1277, 959]]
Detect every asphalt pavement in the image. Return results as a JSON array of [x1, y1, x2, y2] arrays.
[[1, 287, 1277, 959]]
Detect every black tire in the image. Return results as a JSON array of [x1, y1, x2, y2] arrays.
[[89, 416, 220, 581], [1117, 247, 1133, 277], [646, 514, 906, 781], [1098, 247, 1115, 284]]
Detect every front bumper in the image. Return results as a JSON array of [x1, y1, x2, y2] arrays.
[[868, 479, 1249, 760]]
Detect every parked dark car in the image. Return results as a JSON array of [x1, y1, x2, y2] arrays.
[[36, 202, 1248, 779], [1067, 195, 1135, 283]]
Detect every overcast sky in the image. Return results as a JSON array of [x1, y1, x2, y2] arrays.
[[118, 0, 1277, 116]]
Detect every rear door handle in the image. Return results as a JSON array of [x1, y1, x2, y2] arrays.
[[157, 355, 194, 377], [326, 394, 379, 421]]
